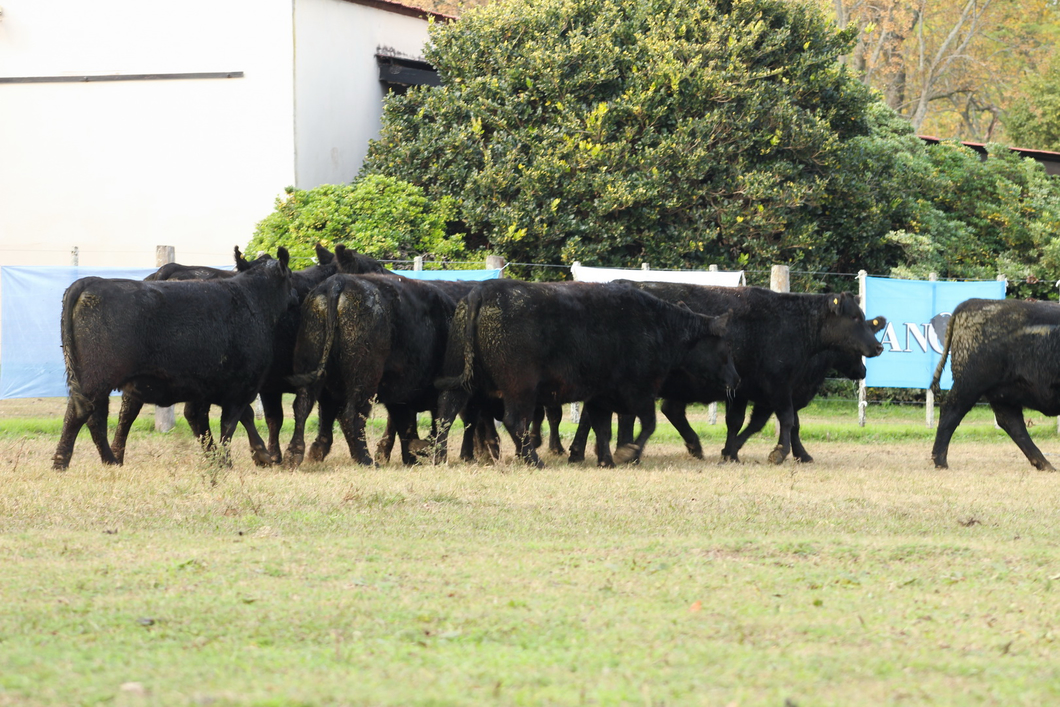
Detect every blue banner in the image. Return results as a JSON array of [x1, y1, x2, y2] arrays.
[[2, 266, 173, 399], [863, 276, 1006, 389], [392, 268, 502, 281]]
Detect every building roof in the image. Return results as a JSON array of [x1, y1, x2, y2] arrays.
[[920, 135, 1060, 164], [342, 0, 455, 23]]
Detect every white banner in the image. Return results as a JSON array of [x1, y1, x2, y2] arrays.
[[570, 263, 744, 287]]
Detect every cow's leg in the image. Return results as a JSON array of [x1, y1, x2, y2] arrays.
[[615, 402, 657, 465], [259, 391, 285, 464], [85, 397, 118, 467], [567, 410, 593, 463], [545, 404, 565, 456], [586, 403, 615, 468], [721, 397, 750, 462], [389, 405, 425, 466], [457, 403, 481, 462], [500, 396, 542, 467], [53, 394, 103, 470], [285, 387, 318, 467], [530, 406, 545, 449], [931, 390, 979, 469], [110, 394, 144, 465], [212, 402, 248, 468], [238, 405, 273, 467], [731, 403, 772, 458], [432, 389, 468, 464], [375, 416, 397, 464], [616, 413, 636, 448], [338, 397, 375, 466], [661, 398, 705, 460], [184, 401, 214, 450], [309, 392, 339, 463], [767, 398, 796, 464], [991, 401, 1055, 471], [472, 412, 501, 462], [789, 411, 814, 463]]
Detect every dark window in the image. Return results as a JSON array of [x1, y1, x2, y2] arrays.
[[377, 55, 440, 94]]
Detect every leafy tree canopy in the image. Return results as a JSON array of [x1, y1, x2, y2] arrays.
[[246, 175, 467, 267], [1004, 52, 1060, 152], [365, 0, 877, 274]]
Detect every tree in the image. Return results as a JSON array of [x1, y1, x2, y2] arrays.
[[364, 0, 876, 273], [246, 175, 467, 267], [824, 0, 1060, 140], [885, 140, 1060, 298], [1004, 52, 1060, 151]]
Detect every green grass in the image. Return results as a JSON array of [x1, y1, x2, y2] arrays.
[[3, 401, 1060, 705]]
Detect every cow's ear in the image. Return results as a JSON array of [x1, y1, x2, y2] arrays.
[[234, 246, 252, 271], [709, 311, 731, 338], [276, 246, 290, 270], [870, 315, 887, 334], [315, 242, 334, 265], [828, 293, 844, 315], [334, 244, 350, 271]]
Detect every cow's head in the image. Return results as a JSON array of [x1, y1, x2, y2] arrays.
[[234, 245, 274, 272], [334, 244, 389, 275], [821, 293, 885, 358], [831, 315, 887, 380], [684, 308, 740, 391]]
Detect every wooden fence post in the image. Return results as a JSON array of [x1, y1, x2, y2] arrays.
[[708, 264, 719, 426], [858, 270, 868, 427], [154, 246, 176, 433], [925, 272, 937, 428], [486, 254, 505, 274], [414, 255, 423, 271], [770, 266, 790, 435]]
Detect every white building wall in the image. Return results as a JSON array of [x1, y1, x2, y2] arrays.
[[0, 0, 297, 268], [293, 0, 432, 188]]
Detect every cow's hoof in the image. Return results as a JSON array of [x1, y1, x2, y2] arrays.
[[613, 444, 641, 465], [251, 449, 272, 467], [307, 443, 329, 463], [767, 448, 787, 464], [720, 453, 739, 464], [793, 454, 814, 464], [285, 451, 305, 468]]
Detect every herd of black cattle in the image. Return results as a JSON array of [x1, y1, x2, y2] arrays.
[[51, 245, 1060, 473]]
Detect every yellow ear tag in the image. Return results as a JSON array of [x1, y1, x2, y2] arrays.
[[833, 297, 839, 305], [872, 318, 878, 325]]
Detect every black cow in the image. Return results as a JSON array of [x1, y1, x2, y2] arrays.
[[113, 246, 276, 463], [931, 299, 1060, 470], [615, 283, 884, 464], [285, 266, 457, 466], [52, 248, 295, 470], [718, 315, 887, 462], [129, 243, 387, 465], [432, 280, 738, 468]]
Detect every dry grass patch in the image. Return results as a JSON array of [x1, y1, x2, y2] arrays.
[[2, 424, 1060, 705]]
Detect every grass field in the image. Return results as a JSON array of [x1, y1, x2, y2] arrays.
[[2, 398, 1060, 706]]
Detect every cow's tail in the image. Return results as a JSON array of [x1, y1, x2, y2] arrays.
[[434, 290, 482, 392], [930, 312, 956, 395], [59, 279, 92, 411], [287, 279, 342, 389]]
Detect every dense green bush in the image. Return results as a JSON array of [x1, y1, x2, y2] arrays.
[[365, 0, 875, 274], [246, 175, 468, 267]]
